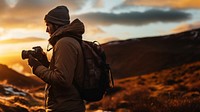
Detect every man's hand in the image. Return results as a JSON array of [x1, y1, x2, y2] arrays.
[[28, 55, 42, 73], [28, 55, 41, 67], [30, 46, 49, 67], [37, 52, 50, 68]]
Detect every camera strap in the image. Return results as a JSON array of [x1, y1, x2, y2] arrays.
[[47, 43, 53, 52]]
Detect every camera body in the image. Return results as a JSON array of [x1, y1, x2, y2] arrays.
[[21, 46, 43, 60]]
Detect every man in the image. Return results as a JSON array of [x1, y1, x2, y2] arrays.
[[27, 6, 85, 112]]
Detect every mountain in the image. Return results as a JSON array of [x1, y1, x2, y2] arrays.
[[102, 28, 200, 79], [0, 64, 44, 89]]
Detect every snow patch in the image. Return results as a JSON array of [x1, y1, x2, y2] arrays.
[[4, 86, 26, 96]]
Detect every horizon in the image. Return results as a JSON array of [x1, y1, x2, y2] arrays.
[[0, 27, 199, 78], [0, 0, 200, 75]]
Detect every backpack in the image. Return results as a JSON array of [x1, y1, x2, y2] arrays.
[[75, 40, 114, 102]]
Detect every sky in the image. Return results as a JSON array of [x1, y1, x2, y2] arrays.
[[0, 0, 200, 74]]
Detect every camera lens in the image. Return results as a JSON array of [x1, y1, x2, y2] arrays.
[[21, 50, 29, 60]]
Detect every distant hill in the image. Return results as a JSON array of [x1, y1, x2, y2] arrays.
[[103, 28, 200, 79], [0, 64, 44, 89], [1, 28, 200, 84]]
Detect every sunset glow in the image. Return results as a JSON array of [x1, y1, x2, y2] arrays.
[[0, 0, 200, 74], [0, 1, 200, 111]]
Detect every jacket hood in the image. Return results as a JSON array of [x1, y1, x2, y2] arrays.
[[49, 19, 85, 46]]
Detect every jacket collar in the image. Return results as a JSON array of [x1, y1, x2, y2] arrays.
[[48, 19, 85, 46]]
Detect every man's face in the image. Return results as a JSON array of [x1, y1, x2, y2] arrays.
[[46, 22, 56, 36]]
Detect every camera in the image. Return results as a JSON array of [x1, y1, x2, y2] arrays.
[[21, 46, 43, 60]]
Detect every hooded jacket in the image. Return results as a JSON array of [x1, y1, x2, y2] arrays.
[[34, 19, 85, 112]]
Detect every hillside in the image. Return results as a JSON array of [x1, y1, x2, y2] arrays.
[[0, 28, 200, 111], [103, 28, 200, 79], [88, 61, 200, 112], [0, 64, 44, 89]]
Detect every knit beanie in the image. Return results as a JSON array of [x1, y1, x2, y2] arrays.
[[44, 6, 70, 25]]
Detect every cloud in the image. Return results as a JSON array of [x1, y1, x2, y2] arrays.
[[0, 37, 45, 44], [0, 0, 6, 7], [93, 0, 104, 8], [85, 27, 104, 36], [0, 40, 48, 58], [16, 0, 86, 10], [0, 0, 192, 30], [116, 0, 200, 9], [172, 22, 200, 33], [0, 28, 5, 37], [4, 0, 19, 8], [0, 15, 43, 29], [0, 0, 88, 29], [78, 9, 191, 26]]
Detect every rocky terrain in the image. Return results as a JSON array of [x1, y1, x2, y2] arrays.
[[0, 84, 45, 112]]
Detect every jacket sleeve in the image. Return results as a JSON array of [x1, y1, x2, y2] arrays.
[[34, 39, 78, 88]]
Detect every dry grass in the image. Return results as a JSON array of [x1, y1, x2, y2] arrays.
[[87, 61, 200, 112], [0, 62, 200, 112]]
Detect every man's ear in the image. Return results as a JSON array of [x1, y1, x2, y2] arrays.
[[54, 24, 61, 30]]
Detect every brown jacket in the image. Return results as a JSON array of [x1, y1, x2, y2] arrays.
[[34, 19, 85, 112]]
